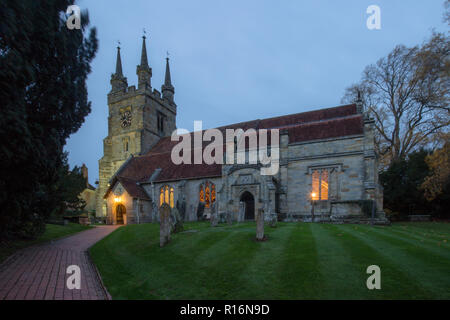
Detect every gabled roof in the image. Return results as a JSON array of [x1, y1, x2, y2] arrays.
[[104, 176, 150, 200], [104, 103, 364, 200]]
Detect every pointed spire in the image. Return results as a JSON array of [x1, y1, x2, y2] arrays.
[[162, 54, 175, 104], [140, 35, 149, 67], [164, 56, 173, 87], [111, 42, 128, 93], [115, 45, 123, 76], [136, 32, 152, 90]]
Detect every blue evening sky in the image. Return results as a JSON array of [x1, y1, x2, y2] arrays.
[[66, 0, 448, 185]]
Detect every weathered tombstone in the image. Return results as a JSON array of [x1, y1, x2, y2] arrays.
[[256, 208, 265, 241], [238, 201, 245, 222], [226, 212, 233, 225], [178, 198, 186, 221], [197, 202, 205, 221], [210, 203, 218, 227], [189, 204, 194, 221], [171, 206, 184, 233], [159, 203, 171, 247], [270, 212, 277, 228], [219, 212, 226, 224]]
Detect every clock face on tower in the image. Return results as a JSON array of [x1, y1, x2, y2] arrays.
[[120, 110, 132, 128]]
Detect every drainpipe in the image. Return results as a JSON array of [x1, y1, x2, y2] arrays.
[[136, 198, 140, 224]]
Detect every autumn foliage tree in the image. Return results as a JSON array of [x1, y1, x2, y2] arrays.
[[421, 134, 450, 201]]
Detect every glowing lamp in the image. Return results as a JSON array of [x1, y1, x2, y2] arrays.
[[114, 197, 121, 203]]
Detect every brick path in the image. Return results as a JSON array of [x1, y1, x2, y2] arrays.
[[0, 225, 119, 300]]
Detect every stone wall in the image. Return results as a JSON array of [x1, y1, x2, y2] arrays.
[[96, 85, 176, 218]]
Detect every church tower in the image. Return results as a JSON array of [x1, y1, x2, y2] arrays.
[[96, 36, 177, 218]]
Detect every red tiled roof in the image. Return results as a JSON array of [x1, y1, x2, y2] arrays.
[[287, 114, 364, 143], [105, 104, 364, 199]]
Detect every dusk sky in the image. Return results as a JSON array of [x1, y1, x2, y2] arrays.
[[66, 0, 448, 185]]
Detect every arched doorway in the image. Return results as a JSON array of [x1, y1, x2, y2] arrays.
[[240, 191, 255, 221], [116, 204, 126, 225]]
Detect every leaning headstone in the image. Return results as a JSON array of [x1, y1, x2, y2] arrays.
[[256, 208, 265, 241], [159, 203, 171, 247]]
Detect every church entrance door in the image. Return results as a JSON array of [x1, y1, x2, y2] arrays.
[[116, 204, 126, 225], [240, 191, 255, 221]]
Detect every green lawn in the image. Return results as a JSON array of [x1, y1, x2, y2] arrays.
[[90, 221, 450, 300], [0, 223, 92, 263]]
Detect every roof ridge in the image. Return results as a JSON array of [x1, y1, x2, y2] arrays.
[[274, 113, 362, 129]]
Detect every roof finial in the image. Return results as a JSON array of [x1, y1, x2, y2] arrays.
[[356, 88, 364, 114], [143, 28, 146, 40]]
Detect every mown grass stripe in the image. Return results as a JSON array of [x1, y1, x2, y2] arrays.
[[348, 225, 450, 299], [334, 224, 435, 299], [310, 223, 369, 299], [274, 223, 323, 299]]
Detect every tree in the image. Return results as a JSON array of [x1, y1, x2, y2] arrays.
[[54, 154, 87, 217], [342, 33, 450, 167], [0, 1, 97, 239], [421, 134, 450, 201], [380, 150, 431, 217]]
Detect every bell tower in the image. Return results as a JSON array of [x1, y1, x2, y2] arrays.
[[96, 35, 177, 218]]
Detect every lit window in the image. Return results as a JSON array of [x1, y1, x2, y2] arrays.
[[311, 169, 328, 201], [199, 181, 216, 208], [160, 185, 174, 208], [321, 170, 328, 200]]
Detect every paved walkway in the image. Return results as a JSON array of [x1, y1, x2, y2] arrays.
[[0, 225, 119, 300]]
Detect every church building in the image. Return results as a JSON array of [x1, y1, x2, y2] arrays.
[[96, 36, 388, 225]]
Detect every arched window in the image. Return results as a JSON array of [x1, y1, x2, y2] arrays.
[[199, 181, 216, 208], [160, 185, 174, 208]]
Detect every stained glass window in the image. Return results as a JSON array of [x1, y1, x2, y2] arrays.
[[160, 185, 174, 208], [199, 182, 216, 208]]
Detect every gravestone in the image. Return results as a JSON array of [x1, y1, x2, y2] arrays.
[[256, 208, 265, 241], [197, 202, 205, 221], [159, 203, 171, 247], [238, 201, 245, 222], [171, 206, 184, 233], [270, 212, 277, 228], [226, 212, 233, 225], [210, 203, 218, 227], [189, 204, 194, 221], [179, 199, 186, 221]]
